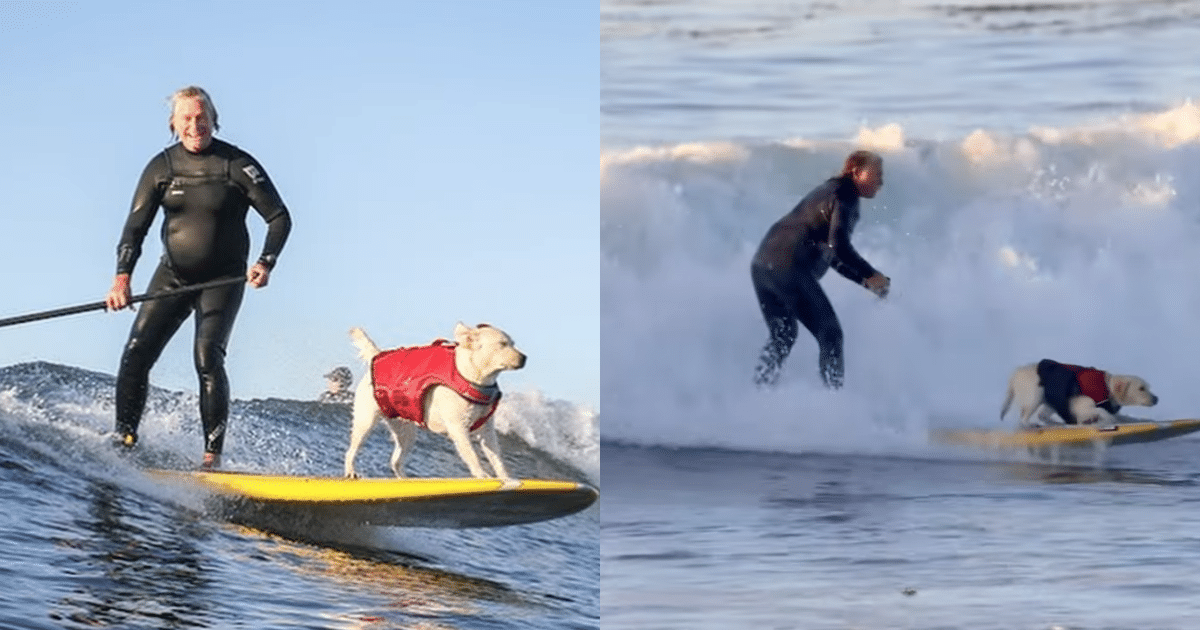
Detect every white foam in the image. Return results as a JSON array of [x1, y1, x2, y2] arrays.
[[496, 390, 599, 483]]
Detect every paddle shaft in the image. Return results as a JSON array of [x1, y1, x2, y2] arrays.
[[0, 276, 245, 329]]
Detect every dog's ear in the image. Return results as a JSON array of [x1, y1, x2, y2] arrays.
[[1113, 377, 1130, 401], [454, 322, 476, 347]]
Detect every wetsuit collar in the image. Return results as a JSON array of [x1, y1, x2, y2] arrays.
[[835, 174, 860, 200]]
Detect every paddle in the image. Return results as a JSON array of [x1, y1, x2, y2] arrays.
[[0, 276, 245, 329]]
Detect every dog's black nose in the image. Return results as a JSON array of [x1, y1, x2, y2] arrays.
[[516, 354, 527, 369]]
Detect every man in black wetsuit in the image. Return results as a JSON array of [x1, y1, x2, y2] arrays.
[[751, 150, 889, 389], [104, 86, 292, 469]]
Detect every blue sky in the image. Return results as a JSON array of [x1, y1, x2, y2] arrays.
[[0, 1, 598, 409]]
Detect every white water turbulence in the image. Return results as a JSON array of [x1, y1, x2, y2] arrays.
[[602, 103, 1200, 456], [496, 391, 599, 483]]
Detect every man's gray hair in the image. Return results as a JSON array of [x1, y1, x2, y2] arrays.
[[168, 85, 220, 137]]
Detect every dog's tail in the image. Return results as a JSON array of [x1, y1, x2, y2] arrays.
[[349, 327, 381, 362], [1000, 378, 1014, 421]]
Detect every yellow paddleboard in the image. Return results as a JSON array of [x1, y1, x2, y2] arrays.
[[149, 470, 598, 528], [931, 419, 1200, 449]]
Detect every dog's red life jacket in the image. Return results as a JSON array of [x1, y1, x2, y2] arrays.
[[1059, 362, 1113, 408], [370, 340, 501, 431]]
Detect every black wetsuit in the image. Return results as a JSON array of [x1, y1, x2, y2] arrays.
[[750, 175, 878, 389], [114, 139, 292, 455]]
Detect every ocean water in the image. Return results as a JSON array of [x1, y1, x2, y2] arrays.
[[0, 361, 598, 629], [602, 1, 1200, 628]]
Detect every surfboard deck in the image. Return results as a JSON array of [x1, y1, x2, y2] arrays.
[[931, 418, 1200, 449], [148, 470, 599, 528]]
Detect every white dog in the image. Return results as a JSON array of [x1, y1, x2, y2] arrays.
[[343, 323, 526, 479], [1000, 359, 1158, 428]]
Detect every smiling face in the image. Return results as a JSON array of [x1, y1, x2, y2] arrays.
[[171, 96, 214, 152]]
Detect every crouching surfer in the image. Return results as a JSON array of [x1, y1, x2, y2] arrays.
[[750, 150, 890, 389]]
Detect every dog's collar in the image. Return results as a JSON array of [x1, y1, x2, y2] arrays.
[[454, 378, 501, 406], [469, 382, 501, 400]]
